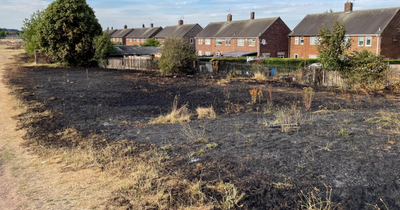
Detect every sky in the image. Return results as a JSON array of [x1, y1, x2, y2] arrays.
[[1, 0, 399, 30]]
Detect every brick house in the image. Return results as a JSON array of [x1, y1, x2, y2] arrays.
[[110, 25, 134, 45], [125, 24, 163, 46], [154, 20, 203, 48], [105, 27, 117, 36], [289, 2, 400, 59], [195, 12, 291, 57]]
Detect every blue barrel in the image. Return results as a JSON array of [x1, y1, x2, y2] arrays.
[[271, 69, 276, 76]]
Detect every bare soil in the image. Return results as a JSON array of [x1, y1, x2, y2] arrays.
[[4, 52, 400, 209]]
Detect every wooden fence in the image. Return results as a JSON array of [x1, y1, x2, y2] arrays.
[[105, 56, 158, 71]]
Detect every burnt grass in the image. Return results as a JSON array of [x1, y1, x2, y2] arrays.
[[5, 59, 400, 209]]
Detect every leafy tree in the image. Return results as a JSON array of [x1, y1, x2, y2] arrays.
[[132, 44, 139, 47], [159, 37, 197, 75], [21, 10, 44, 57], [93, 31, 116, 67], [0, 29, 5, 38], [344, 50, 390, 90], [38, 0, 102, 66], [141, 38, 160, 47], [316, 19, 350, 72]]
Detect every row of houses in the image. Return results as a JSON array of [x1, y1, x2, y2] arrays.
[[107, 2, 400, 59]]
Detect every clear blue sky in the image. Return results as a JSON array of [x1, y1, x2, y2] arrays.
[[1, 0, 399, 30]]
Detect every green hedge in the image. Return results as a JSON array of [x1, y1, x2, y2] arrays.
[[388, 60, 400, 65]]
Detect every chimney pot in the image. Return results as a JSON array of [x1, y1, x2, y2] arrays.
[[150, 23, 153, 27], [345, 1, 353, 13], [124, 25, 127, 29], [142, 24, 145, 28], [178, 20, 184, 26], [227, 13, 232, 22], [251, 12, 255, 20]]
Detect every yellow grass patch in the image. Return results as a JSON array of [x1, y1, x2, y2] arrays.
[[149, 96, 192, 124], [196, 106, 216, 119], [253, 71, 267, 81]]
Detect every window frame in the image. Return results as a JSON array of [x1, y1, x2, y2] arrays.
[[190, 38, 194, 44], [198, 50, 202, 56], [216, 38, 223, 45], [198, 38, 203, 45], [358, 37, 364, 46], [295, 37, 299, 45], [237, 39, 245, 46], [300, 37, 304, 45], [205, 39, 211, 45], [249, 38, 256, 47], [310, 37, 317, 45], [294, 54, 299, 58], [225, 38, 231, 46], [365, 37, 372, 46], [205, 51, 211, 56], [277, 52, 285, 58]]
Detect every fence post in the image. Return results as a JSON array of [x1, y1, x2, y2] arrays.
[[34, 50, 39, 64]]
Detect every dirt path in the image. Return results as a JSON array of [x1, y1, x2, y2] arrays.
[[0, 48, 27, 209]]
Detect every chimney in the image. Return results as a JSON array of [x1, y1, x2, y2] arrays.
[[111, 27, 113, 30], [178, 20, 184, 26], [345, 1, 353, 13], [142, 24, 145, 28], [124, 25, 127, 29], [251, 12, 255, 20], [227, 13, 232, 22], [107, 27, 109, 30], [150, 23, 153, 28]]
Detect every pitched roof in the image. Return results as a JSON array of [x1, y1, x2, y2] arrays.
[[106, 29, 117, 36], [154, 24, 199, 38], [289, 7, 400, 36], [111, 46, 160, 56], [110, 29, 134, 38], [126, 27, 162, 38], [195, 17, 279, 38]]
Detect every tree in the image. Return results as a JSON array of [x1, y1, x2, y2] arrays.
[[141, 38, 160, 47], [316, 19, 350, 72], [0, 29, 5, 38], [159, 37, 197, 75], [93, 31, 116, 67], [38, 0, 102, 66], [21, 10, 44, 57], [344, 50, 390, 90]]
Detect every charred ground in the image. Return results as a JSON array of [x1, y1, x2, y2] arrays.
[[4, 56, 400, 209]]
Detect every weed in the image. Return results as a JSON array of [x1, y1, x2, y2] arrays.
[[338, 128, 351, 137], [245, 139, 253, 147], [224, 86, 231, 99], [207, 142, 218, 149], [197, 149, 205, 156], [344, 119, 352, 124], [249, 88, 263, 104], [149, 95, 192, 124], [213, 182, 245, 210], [263, 101, 274, 114], [267, 84, 273, 102], [253, 71, 267, 81], [197, 105, 216, 119], [195, 138, 209, 144], [274, 104, 302, 132], [365, 110, 400, 130], [322, 143, 332, 152], [302, 87, 314, 110], [299, 184, 340, 210]]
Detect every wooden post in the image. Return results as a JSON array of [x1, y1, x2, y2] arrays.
[[34, 50, 39, 64]]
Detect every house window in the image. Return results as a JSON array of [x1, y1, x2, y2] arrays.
[[198, 38, 203, 45], [262, 53, 270, 58], [358, 37, 364, 46], [294, 54, 299, 58], [205, 39, 211, 45], [225, 38, 231, 46], [216, 38, 223, 45], [310, 37, 318, 45], [237, 39, 245, 46], [198, 51, 202, 56], [366, 37, 372, 46], [205, 51, 211, 56], [295, 37, 299, 45], [300, 37, 304, 45], [277, 52, 285, 58], [142, 39, 145, 43], [190, 38, 194, 44], [113, 38, 115, 42], [249, 39, 256, 46]]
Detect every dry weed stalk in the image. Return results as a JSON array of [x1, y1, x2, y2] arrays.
[[302, 87, 314, 110], [149, 95, 192, 124], [268, 84, 273, 102], [274, 104, 302, 132], [249, 87, 263, 104], [299, 184, 340, 210], [196, 105, 216, 119], [224, 85, 231, 99], [253, 71, 267, 81]]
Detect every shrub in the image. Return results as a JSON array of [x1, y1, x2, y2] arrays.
[[93, 31, 116, 67], [140, 38, 160, 47], [344, 50, 391, 90], [149, 96, 192, 124], [159, 37, 197, 75]]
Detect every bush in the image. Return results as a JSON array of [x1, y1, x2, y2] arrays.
[[140, 38, 160, 47], [21, 10, 44, 57], [344, 50, 391, 90], [159, 37, 197, 75], [93, 31, 116, 67]]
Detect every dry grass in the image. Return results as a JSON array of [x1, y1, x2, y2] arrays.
[[149, 96, 192, 124], [196, 106, 216, 119], [180, 123, 208, 143], [274, 104, 302, 132], [299, 184, 340, 210], [365, 110, 400, 133], [253, 71, 267, 81]]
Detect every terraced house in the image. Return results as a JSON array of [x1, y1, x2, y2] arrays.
[[289, 2, 400, 59], [195, 12, 291, 57], [125, 24, 163, 46], [110, 25, 134, 45], [154, 20, 203, 48]]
